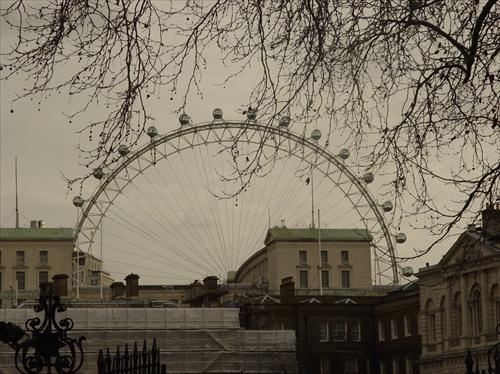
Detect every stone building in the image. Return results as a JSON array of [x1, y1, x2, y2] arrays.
[[72, 250, 114, 287], [0, 223, 74, 307], [235, 227, 372, 295], [417, 205, 500, 373]]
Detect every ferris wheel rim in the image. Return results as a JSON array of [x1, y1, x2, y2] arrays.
[[74, 120, 400, 285]]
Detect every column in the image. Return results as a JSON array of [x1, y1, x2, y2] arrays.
[[461, 274, 470, 336], [446, 278, 453, 338], [481, 270, 489, 333]]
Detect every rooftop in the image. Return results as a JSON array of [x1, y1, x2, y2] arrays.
[[0, 227, 74, 239], [266, 227, 372, 242]]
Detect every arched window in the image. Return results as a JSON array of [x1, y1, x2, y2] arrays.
[[490, 284, 500, 330], [470, 288, 483, 335], [440, 295, 446, 340], [453, 291, 463, 337], [425, 299, 436, 343]]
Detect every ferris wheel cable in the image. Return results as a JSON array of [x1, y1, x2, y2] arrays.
[[188, 143, 233, 264], [170, 145, 236, 272], [103, 210, 218, 275], [201, 156, 244, 273], [103, 257, 195, 281], [237, 150, 297, 257], [101, 206, 208, 270], [199, 146, 236, 273], [155, 158, 222, 260], [95, 235, 203, 275], [108, 183, 224, 277], [153, 159, 228, 272], [117, 176, 210, 258]]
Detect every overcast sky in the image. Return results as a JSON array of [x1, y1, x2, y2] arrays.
[[0, 5, 464, 287]]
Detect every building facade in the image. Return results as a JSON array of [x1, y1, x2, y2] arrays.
[[417, 206, 500, 373], [235, 227, 372, 295], [72, 250, 114, 287], [240, 277, 421, 374], [0, 224, 74, 307]]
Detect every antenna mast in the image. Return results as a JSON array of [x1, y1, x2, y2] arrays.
[[15, 157, 20, 228]]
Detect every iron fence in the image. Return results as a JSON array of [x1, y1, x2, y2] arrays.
[[97, 338, 166, 374]]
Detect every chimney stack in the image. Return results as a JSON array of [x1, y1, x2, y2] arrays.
[[482, 204, 500, 237], [125, 273, 140, 298], [280, 276, 295, 303], [110, 282, 125, 299], [52, 274, 69, 297]]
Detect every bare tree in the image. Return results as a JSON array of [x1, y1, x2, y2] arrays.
[[1, 0, 499, 254]]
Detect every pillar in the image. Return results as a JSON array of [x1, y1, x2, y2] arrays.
[[461, 274, 470, 336], [445, 278, 453, 338], [481, 270, 489, 332]]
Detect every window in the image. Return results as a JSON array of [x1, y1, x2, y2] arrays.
[[351, 322, 361, 341], [299, 250, 307, 263], [271, 322, 284, 330], [39, 250, 48, 263], [404, 315, 412, 336], [491, 285, 500, 328], [378, 320, 385, 341], [319, 322, 329, 342], [405, 357, 413, 374], [321, 250, 328, 263], [341, 270, 350, 288], [16, 272, 25, 290], [321, 270, 329, 288], [345, 357, 358, 374], [0, 250, 2, 263], [380, 361, 387, 374], [0, 272, 2, 290], [299, 270, 308, 288], [332, 322, 347, 341], [393, 359, 400, 374], [429, 314, 437, 343], [341, 250, 349, 262], [320, 357, 331, 374], [453, 292, 463, 337], [391, 319, 398, 339], [471, 290, 483, 335], [16, 251, 25, 263], [39, 271, 49, 285]]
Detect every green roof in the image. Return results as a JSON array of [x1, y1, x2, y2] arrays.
[[266, 227, 372, 242], [0, 227, 74, 240]]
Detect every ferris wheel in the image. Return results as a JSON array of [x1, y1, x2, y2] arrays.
[[73, 110, 407, 287]]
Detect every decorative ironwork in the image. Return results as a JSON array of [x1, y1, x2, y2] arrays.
[[487, 324, 500, 374], [0, 285, 85, 373], [97, 338, 166, 374], [465, 323, 500, 374]]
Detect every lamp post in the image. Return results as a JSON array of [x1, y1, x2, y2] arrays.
[[0, 284, 85, 373]]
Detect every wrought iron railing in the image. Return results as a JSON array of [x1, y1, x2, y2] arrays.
[[97, 338, 166, 374], [465, 323, 500, 374]]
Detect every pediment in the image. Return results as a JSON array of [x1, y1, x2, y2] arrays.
[[438, 232, 498, 267], [36, 264, 52, 269], [12, 263, 29, 269]]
